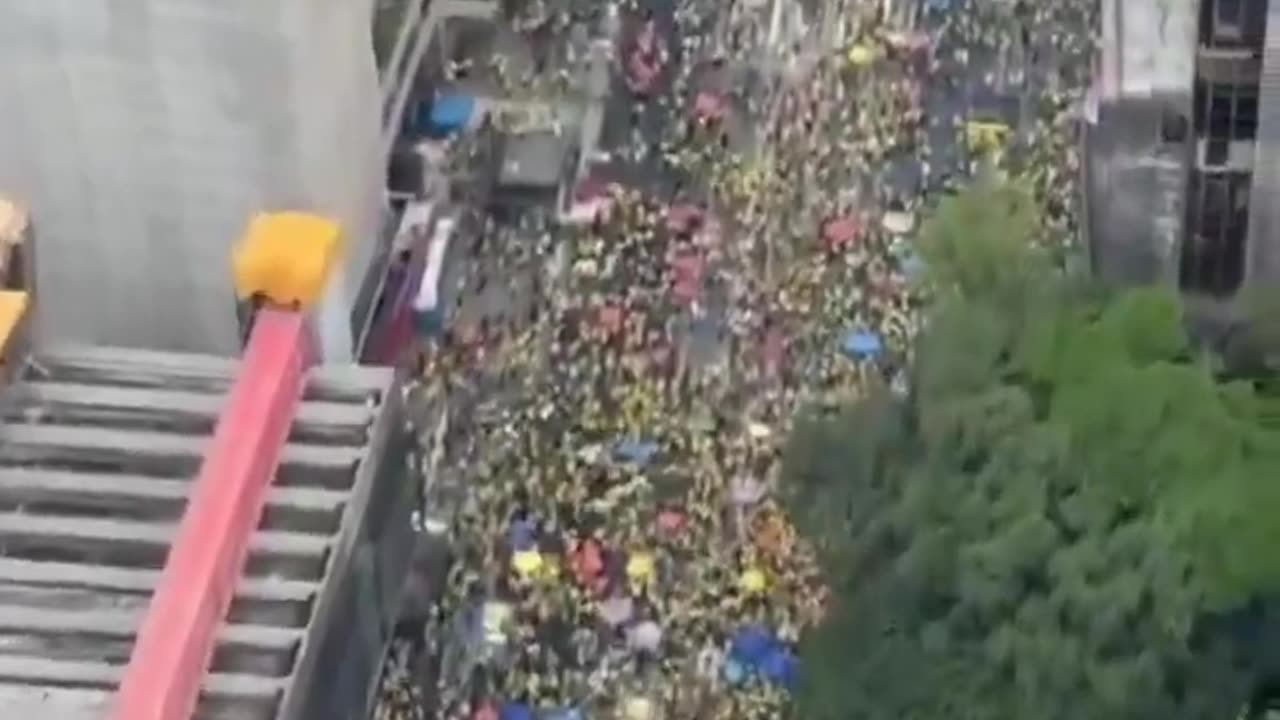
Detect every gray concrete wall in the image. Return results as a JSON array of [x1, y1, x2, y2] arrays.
[[0, 0, 382, 360], [1248, 0, 1280, 292], [1086, 98, 1192, 287], [1087, 0, 1197, 289]]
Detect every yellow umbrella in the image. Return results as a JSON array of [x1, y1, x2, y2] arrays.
[[626, 551, 656, 583], [846, 43, 879, 67], [512, 550, 545, 578], [739, 566, 768, 595]]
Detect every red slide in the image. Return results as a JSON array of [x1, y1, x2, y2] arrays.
[[111, 309, 312, 720]]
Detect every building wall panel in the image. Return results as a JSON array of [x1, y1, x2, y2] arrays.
[[1248, 1, 1280, 290], [0, 0, 380, 358]]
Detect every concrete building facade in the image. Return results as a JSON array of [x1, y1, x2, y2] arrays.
[[1087, 0, 1280, 307], [1085, 0, 1198, 288], [0, 0, 497, 361], [0, 0, 388, 360]]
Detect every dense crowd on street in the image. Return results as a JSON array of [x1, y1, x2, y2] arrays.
[[376, 0, 1097, 717]]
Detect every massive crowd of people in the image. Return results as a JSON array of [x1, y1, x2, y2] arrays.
[[376, 0, 1095, 717]]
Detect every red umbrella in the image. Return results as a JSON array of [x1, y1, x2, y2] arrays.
[[627, 20, 663, 94], [693, 91, 725, 123], [821, 215, 861, 250], [671, 253, 702, 279], [665, 203, 704, 234], [627, 54, 660, 93], [598, 305, 624, 335], [657, 509, 686, 534]]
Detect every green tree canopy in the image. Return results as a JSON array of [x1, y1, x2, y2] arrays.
[[783, 179, 1280, 720]]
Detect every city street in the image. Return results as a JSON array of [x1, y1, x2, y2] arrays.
[[376, 0, 1098, 717]]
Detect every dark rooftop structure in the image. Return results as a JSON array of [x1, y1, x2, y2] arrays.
[[490, 130, 577, 209]]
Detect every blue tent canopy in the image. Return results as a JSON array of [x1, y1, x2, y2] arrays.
[[613, 439, 660, 466], [429, 94, 476, 137], [840, 330, 883, 360]]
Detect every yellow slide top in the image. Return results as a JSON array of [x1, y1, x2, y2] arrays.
[[231, 212, 344, 310], [0, 290, 29, 355]]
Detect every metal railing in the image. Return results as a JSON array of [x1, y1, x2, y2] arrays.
[[379, 0, 500, 161]]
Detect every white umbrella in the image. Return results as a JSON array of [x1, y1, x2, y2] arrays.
[[599, 595, 634, 626], [881, 210, 916, 235], [628, 620, 664, 653]]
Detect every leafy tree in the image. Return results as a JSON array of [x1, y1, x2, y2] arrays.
[[783, 180, 1280, 720]]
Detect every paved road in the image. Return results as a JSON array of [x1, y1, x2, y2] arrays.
[[578, 0, 735, 374]]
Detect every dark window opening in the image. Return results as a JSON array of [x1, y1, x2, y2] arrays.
[[1206, 137, 1231, 165], [1180, 171, 1250, 296], [1231, 94, 1260, 137], [1200, 0, 1269, 49], [1216, 0, 1245, 40], [1194, 79, 1260, 145]]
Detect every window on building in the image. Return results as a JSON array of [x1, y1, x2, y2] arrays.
[[1216, 0, 1245, 40], [1181, 171, 1250, 296], [1206, 137, 1231, 165], [1195, 79, 1260, 145], [1201, 0, 1269, 48], [1234, 93, 1259, 137]]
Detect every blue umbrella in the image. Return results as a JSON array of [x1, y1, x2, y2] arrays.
[[730, 625, 777, 666], [507, 518, 536, 551], [841, 330, 883, 360], [499, 702, 533, 720], [722, 658, 748, 686], [900, 251, 925, 280], [429, 94, 476, 137], [760, 649, 799, 691], [613, 439, 659, 466]]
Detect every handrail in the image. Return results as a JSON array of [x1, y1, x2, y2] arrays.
[[112, 212, 340, 720], [110, 310, 311, 720]]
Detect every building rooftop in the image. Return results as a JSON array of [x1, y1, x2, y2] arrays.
[[497, 131, 572, 189]]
